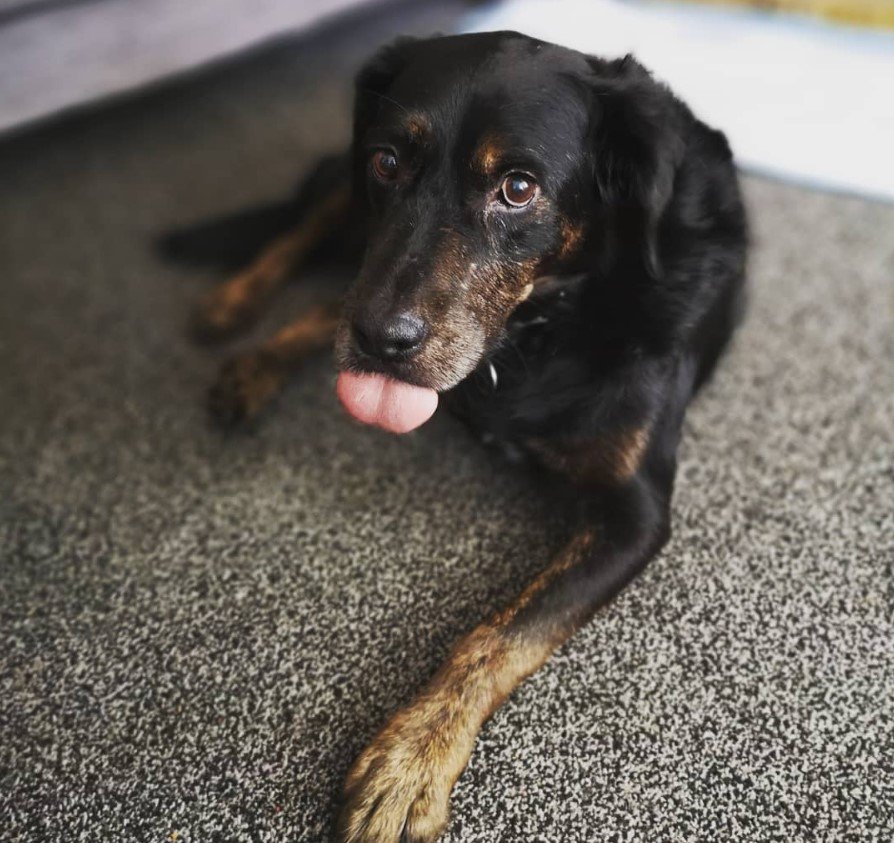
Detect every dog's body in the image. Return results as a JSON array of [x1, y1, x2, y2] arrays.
[[164, 31, 747, 843]]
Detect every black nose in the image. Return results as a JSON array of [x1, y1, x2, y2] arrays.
[[352, 311, 429, 362]]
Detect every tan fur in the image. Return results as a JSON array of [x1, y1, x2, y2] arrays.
[[212, 353, 286, 420], [471, 133, 504, 176], [338, 530, 597, 843], [192, 187, 350, 338], [211, 303, 340, 420], [558, 219, 585, 260], [527, 426, 652, 486], [406, 113, 433, 143], [339, 231, 540, 393], [613, 427, 651, 479], [263, 302, 341, 362]]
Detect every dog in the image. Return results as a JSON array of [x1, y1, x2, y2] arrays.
[[162, 31, 747, 843]]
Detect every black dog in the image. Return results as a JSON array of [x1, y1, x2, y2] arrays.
[[163, 31, 747, 843]]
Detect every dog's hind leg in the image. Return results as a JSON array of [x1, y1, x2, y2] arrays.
[[189, 157, 353, 342], [207, 301, 341, 427]]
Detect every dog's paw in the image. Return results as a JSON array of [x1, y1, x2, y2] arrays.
[[336, 705, 467, 843], [207, 352, 283, 428], [190, 284, 258, 343]]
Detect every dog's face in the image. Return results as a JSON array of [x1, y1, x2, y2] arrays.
[[336, 32, 682, 391]]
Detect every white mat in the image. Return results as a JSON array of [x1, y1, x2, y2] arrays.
[[463, 0, 894, 202]]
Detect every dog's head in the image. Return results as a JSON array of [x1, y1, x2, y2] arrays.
[[336, 32, 684, 395]]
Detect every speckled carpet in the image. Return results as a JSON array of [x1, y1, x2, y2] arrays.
[[2, 4, 893, 842]]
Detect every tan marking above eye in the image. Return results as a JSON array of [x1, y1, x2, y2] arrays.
[[405, 114, 432, 141], [472, 133, 504, 175]]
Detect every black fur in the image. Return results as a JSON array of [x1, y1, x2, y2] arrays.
[[339, 35, 747, 841]]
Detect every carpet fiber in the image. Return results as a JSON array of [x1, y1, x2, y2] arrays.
[[2, 5, 892, 842]]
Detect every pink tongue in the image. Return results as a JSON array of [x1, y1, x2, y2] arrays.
[[337, 371, 438, 434]]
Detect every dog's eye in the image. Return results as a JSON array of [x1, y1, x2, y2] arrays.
[[500, 173, 538, 208], [371, 149, 400, 182]]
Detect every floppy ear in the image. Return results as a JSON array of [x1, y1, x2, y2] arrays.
[[351, 37, 418, 196], [588, 56, 685, 278]]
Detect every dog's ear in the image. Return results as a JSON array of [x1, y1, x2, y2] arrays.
[[351, 37, 418, 194], [587, 55, 685, 278]]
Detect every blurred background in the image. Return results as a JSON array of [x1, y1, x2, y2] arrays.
[[2, 2, 892, 842], [2, 0, 893, 196]]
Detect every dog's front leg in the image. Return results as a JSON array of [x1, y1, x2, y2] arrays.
[[191, 179, 351, 342], [208, 302, 341, 426], [336, 478, 672, 843]]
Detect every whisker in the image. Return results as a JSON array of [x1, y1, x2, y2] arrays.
[[363, 88, 411, 117]]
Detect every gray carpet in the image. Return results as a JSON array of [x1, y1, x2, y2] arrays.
[[2, 4, 893, 842]]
